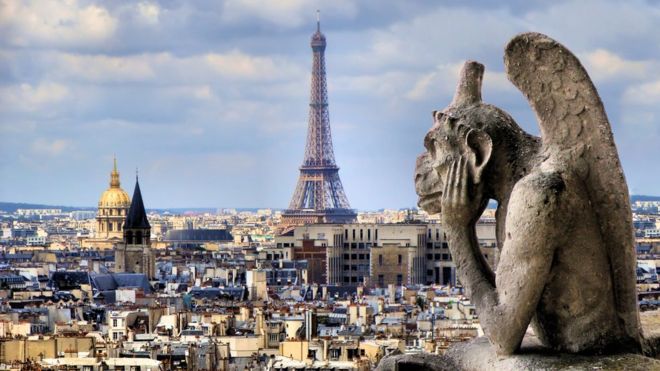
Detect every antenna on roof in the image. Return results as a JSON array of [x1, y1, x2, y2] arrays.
[[136, 167, 139, 182], [316, 9, 320, 32]]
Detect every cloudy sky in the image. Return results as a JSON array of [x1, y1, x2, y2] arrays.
[[1, 0, 659, 209]]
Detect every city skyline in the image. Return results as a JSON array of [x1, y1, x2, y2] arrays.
[[2, 0, 660, 209]]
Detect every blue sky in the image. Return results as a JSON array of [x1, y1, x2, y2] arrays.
[[1, 0, 659, 209]]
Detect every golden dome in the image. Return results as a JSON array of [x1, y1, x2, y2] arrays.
[[99, 157, 131, 208]]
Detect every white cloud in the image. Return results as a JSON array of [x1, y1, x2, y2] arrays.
[[582, 49, 649, 81], [53, 53, 157, 82], [221, 0, 358, 28], [42, 50, 303, 84], [0, 0, 117, 47], [622, 80, 660, 106], [405, 63, 513, 101], [205, 51, 299, 80], [344, 6, 520, 72], [30, 138, 72, 156], [0, 82, 70, 112], [137, 2, 160, 25]]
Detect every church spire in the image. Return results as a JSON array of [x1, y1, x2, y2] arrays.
[[110, 156, 121, 188], [125, 177, 150, 229]]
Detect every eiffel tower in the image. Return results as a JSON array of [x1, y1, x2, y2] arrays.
[[282, 14, 356, 226]]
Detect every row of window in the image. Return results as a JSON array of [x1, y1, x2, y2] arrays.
[[99, 208, 127, 216], [342, 242, 373, 249], [342, 276, 365, 283], [426, 253, 451, 261], [342, 253, 370, 260], [426, 242, 449, 249], [344, 228, 378, 241], [427, 229, 447, 241], [342, 264, 370, 271]]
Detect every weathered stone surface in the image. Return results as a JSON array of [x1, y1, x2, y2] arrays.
[[375, 352, 457, 371], [377, 336, 660, 371], [414, 31, 643, 356]]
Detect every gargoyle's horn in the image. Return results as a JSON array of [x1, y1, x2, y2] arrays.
[[450, 60, 484, 107]]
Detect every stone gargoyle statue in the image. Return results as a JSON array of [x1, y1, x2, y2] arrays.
[[415, 32, 645, 355]]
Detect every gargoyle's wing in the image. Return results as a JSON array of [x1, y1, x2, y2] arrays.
[[504, 32, 641, 344]]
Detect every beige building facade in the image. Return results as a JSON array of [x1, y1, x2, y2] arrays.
[[276, 221, 498, 287]]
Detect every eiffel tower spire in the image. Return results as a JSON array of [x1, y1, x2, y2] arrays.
[[282, 15, 356, 226]]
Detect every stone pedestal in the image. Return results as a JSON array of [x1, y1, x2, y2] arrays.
[[377, 334, 660, 371]]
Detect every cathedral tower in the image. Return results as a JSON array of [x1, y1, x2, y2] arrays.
[[115, 176, 155, 279]]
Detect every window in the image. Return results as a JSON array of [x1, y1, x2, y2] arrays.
[[397, 274, 403, 285], [344, 265, 350, 270], [112, 319, 118, 327], [368, 229, 371, 240], [358, 254, 364, 259], [375, 229, 378, 240], [352, 229, 356, 240], [351, 254, 357, 259], [351, 243, 357, 249], [358, 243, 365, 249], [378, 255, 383, 266], [427, 254, 433, 260], [344, 254, 349, 259], [113, 332, 119, 340], [378, 275, 384, 287], [360, 229, 363, 240], [345, 229, 348, 239], [435, 254, 441, 260], [398, 255, 402, 265], [427, 269, 434, 276]]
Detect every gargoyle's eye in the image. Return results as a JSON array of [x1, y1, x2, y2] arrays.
[[424, 134, 435, 154]]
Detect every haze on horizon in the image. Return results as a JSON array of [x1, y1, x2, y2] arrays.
[[1, 0, 659, 209]]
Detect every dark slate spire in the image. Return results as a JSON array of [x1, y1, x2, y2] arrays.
[[125, 176, 150, 229]]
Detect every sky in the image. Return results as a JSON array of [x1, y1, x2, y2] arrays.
[[1, 0, 659, 210]]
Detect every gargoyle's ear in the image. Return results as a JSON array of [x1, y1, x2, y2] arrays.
[[465, 128, 492, 184]]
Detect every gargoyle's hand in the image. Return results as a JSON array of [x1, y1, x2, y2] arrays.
[[440, 155, 484, 228]]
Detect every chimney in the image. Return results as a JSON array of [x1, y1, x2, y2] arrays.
[[312, 284, 319, 300]]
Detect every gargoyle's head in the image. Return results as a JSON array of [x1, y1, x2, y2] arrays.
[[415, 61, 523, 214]]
